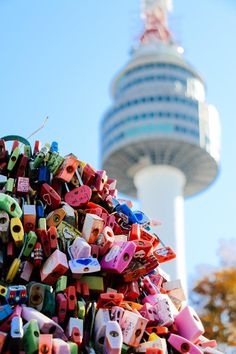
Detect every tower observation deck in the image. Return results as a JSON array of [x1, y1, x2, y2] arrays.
[[100, 0, 221, 284]]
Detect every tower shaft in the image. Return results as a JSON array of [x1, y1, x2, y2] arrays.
[[134, 165, 186, 287]]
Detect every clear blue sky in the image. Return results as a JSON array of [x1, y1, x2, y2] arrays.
[[0, 0, 235, 283]]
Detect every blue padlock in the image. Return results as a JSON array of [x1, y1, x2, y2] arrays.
[[36, 200, 44, 219], [38, 166, 51, 184]]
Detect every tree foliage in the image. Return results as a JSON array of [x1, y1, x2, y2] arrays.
[[191, 267, 236, 346]]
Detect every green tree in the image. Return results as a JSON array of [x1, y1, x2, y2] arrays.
[[191, 240, 236, 346]]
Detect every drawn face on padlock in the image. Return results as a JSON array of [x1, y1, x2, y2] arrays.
[[0, 210, 9, 243], [28, 282, 46, 311], [100, 241, 136, 273], [65, 185, 92, 208]]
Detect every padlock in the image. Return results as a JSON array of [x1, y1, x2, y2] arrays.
[[56, 293, 67, 323], [104, 320, 123, 354], [70, 237, 91, 259], [15, 154, 29, 177], [0, 304, 22, 332], [81, 163, 96, 185], [153, 246, 176, 263], [77, 300, 86, 319], [10, 315, 24, 338], [133, 240, 153, 258], [22, 306, 67, 340], [23, 204, 36, 232], [10, 217, 24, 247], [36, 228, 51, 258], [23, 231, 37, 257], [42, 286, 56, 318], [19, 260, 34, 282], [94, 308, 110, 351], [118, 281, 140, 301], [121, 310, 148, 347], [46, 208, 66, 227], [68, 341, 79, 354], [40, 249, 69, 285], [100, 241, 136, 273], [38, 165, 51, 184], [47, 226, 58, 251], [0, 139, 8, 161], [33, 241, 44, 268], [54, 153, 79, 182], [57, 220, 81, 240], [5, 177, 15, 194], [65, 184, 92, 208], [69, 257, 101, 277], [97, 226, 114, 256], [0, 304, 13, 321], [6, 285, 27, 305], [33, 140, 41, 155], [27, 282, 46, 311], [97, 293, 124, 309], [17, 176, 30, 194], [66, 317, 83, 339], [7, 146, 20, 171], [64, 285, 76, 311], [168, 334, 203, 354], [52, 338, 70, 354], [0, 193, 22, 218], [174, 306, 205, 343], [82, 213, 104, 244], [92, 170, 107, 192], [79, 276, 104, 293], [39, 183, 61, 210], [23, 319, 40, 354], [38, 334, 53, 354], [142, 276, 159, 295], [55, 275, 67, 294], [136, 337, 167, 353], [0, 210, 10, 243], [33, 143, 50, 168], [0, 331, 7, 353]]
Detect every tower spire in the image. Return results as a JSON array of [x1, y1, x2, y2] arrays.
[[140, 0, 173, 44]]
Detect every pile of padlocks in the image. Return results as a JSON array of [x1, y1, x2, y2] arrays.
[[0, 135, 222, 354]]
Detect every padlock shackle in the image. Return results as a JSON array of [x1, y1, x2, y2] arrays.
[[1, 135, 32, 156]]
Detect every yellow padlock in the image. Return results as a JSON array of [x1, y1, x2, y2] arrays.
[[0, 285, 7, 297], [148, 332, 161, 341], [10, 217, 24, 247], [6, 258, 21, 283]]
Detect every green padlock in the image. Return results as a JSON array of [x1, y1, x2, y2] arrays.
[[0, 193, 22, 218], [33, 143, 50, 168], [23, 231, 37, 257], [55, 275, 67, 293], [23, 319, 40, 354], [5, 178, 15, 194], [7, 146, 21, 171], [68, 341, 79, 354]]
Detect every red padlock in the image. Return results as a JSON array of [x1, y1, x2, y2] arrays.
[[40, 183, 61, 209], [65, 185, 92, 208]]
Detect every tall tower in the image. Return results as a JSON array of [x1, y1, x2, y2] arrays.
[[100, 0, 220, 285]]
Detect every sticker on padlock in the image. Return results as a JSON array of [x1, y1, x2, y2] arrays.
[[82, 213, 104, 244], [104, 320, 123, 354], [65, 184, 92, 208], [39, 334, 53, 354], [168, 334, 203, 354], [100, 241, 136, 273], [0, 193, 22, 218], [17, 176, 30, 194], [46, 208, 66, 227], [121, 310, 148, 347], [0, 210, 9, 243], [69, 257, 101, 277], [40, 249, 69, 285]]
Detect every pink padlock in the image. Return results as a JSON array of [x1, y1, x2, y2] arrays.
[[174, 306, 205, 343], [70, 237, 91, 259], [142, 276, 158, 295], [98, 226, 115, 256], [100, 241, 136, 273], [168, 334, 203, 354], [139, 303, 156, 323], [40, 249, 68, 285], [120, 310, 148, 347], [110, 306, 125, 324]]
